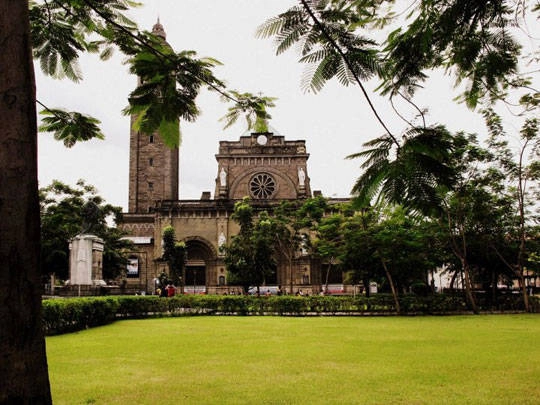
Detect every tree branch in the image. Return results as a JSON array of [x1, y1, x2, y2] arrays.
[[299, 0, 399, 148], [53, 0, 239, 104]]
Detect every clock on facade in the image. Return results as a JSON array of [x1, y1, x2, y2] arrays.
[[256, 134, 268, 145]]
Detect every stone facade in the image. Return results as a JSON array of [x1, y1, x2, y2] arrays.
[[121, 129, 327, 294], [119, 21, 342, 295], [214, 132, 311, 200]]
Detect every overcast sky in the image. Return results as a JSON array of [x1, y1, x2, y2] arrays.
[[36, 0, 490, 210]]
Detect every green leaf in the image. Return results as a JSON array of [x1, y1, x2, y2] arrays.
[[38, 109, 104, 148], [220, 91, 277, 132], [158, 119, 180, 148]]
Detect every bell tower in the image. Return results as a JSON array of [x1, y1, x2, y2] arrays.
[[128, 20, 179, 213]]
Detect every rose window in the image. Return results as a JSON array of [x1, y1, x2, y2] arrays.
[[249, 173, 276, 199]]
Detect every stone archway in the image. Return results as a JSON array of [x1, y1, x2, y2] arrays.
[[183, 237, 216, 294]]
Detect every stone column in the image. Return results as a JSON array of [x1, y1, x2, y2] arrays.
[[69, 234, 105, 285]]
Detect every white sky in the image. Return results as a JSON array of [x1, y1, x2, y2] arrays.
[[36, 0, 490, 210]]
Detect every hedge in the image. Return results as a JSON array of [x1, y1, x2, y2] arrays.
[[42, 294, 540, 335], [42, 297, 119, 335]]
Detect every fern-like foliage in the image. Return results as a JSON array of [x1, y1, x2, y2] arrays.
[[349, 126, 456, 215], [30, 3, 85, 81], [29, 0, 141, 81], [31, 0, 227, 150], [257, 0, 382, 94], [220, 91, 277, 133], [39, 109, 104, 147], [381, 0, 521, 107], [123, 48, 223, 147]]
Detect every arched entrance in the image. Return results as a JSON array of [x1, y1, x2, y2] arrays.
[[184, 238, 214, 294]]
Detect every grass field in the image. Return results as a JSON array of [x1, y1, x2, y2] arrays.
[[46, 315, 540, 404]]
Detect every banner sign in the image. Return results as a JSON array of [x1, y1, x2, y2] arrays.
[[127, 257, 139, 277]]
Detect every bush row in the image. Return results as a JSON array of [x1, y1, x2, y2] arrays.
[[43, 293, 539, 335], [42, 297, 119, 335]]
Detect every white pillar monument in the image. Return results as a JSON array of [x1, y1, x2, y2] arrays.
[[69, 234, 105, 286]]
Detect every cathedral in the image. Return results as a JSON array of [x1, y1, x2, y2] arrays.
[[120, 21, 346, 295]]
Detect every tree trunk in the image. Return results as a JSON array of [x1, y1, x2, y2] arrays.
[[180, 265, 185, 294], [0, 1, 52, 403], [518, 273, 530, 312], [288, 254, 293, 295], [324, 259, 333, 294], [449, 270, 458, 290], [363, 277, 370, 298], [517, 139, 531, 312], [445, 209, 478, 314], [461, 260, 479, 314], [380, 260, 400, 314]]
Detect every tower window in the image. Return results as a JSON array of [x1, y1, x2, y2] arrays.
[[149, 135, 154, 143], [148, 182, 154, 190], [149, 158, 153, 166]]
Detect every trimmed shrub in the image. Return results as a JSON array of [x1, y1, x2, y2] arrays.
[[43, 297, 118, 335], [43, 293, 539, 335], [115, 296, 169, 318]]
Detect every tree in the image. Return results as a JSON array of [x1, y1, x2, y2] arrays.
[[252, 212, 279, 290], [267, 197, 329, 294], [339, 205, 446, 313], [40, 179, 131, 281], [162, 225, 186, 292], [0, 1, 52, 402], [257, 1, 461, 213], [340, 209, 381, 297], [223, 197, 328, 295], [270, 201, 307, 294], [312, 212, 345, 293], [260, 1, 536, 116], [438, 133, 493, 312], [220, 91, 277, 133], [260, 0, 538, 311], [434, 131, 537, 311], [4, 1, 276, 401], [480, 110, 540, 311], [259, 0, 538, 209], [348, 126, 456, 216], [372, 207, 446, 312], [222, 199, 277, 293]]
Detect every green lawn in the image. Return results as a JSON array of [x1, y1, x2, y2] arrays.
[[47, 315, 540, 404]]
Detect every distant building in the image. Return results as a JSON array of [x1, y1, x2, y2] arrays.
[[120, 21, 348, 294]]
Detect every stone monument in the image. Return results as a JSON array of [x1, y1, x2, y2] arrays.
[[69, 234, 105, 286]]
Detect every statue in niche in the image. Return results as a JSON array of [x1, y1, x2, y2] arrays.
[[219, 167, 227, 187], [218, 231, 226, 248], [300, 234, 309, 255], [298, 167, 306, 187]]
